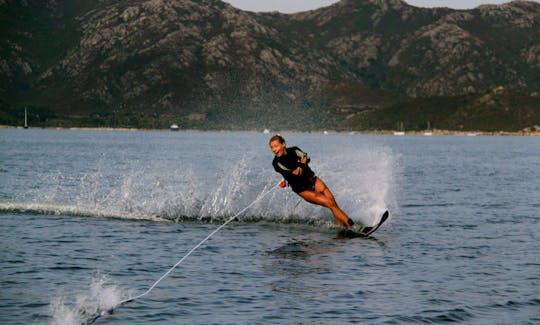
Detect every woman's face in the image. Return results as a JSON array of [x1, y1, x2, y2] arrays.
[[269, 140, 286, 157]]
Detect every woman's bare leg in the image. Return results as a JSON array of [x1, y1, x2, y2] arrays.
[[298, 178, 353, 227]]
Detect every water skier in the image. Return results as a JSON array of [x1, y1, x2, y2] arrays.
[[269, 134, 357, 228]]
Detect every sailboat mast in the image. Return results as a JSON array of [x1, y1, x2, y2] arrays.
[[24, 107, 28, 128]]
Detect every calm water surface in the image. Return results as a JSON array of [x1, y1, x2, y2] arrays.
[[1, 129, 539, 324]]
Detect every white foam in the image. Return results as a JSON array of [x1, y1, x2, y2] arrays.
[[50, 275, 127, 325], [3, 138, 397, 227], [315, 144, 397, 226]]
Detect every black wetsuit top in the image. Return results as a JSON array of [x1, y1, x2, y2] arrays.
[[272, 146, 316, 193]]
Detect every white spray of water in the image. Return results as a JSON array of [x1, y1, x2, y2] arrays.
[[3, 136, 397, 227], [50, 275, 127, 325], [312, 141, 397, 226], [49, 299, 80, 325]]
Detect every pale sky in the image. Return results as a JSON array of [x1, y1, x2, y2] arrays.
[[223, 0, 538, 13]]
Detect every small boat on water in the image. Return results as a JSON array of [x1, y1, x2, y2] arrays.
[[170, 124, 179, 131], [423, 121, 433, 136], [394, 121, 404, 135]]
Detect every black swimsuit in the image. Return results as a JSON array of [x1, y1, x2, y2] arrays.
[[272, 146, 316, 193]]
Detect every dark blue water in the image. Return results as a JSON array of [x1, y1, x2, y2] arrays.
[[1, 129, 539, 324]]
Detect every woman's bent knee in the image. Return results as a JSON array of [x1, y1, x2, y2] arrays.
[[300, 191, 333, 208]]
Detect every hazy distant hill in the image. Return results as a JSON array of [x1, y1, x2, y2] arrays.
[[1, 0, 539, 131]]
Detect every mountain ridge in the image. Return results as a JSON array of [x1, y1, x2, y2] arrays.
[[1, 0, 539, 131]]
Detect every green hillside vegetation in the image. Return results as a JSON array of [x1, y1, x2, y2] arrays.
[[1, 0, 539, 132]]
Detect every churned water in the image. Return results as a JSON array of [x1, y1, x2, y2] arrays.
[[1, 129, 538, 324]]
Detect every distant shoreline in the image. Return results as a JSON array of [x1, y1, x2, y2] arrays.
[[1, 125, 539, 136]]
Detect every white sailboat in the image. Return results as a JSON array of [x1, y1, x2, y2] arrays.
[[423, 121, 432, 136], [394, 121, 405, 135], [24, 107, 28, 129]]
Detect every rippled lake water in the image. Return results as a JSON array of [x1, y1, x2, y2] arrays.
[[1, 129, 539, 324]]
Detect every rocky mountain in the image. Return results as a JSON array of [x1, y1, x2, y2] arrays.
[[1, 0, 539, 131]]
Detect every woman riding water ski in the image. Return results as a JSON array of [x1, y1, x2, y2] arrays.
[[269, 134, 357, 228]]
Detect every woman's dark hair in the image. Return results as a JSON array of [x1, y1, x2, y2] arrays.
[[269, 134, 285, 145]]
